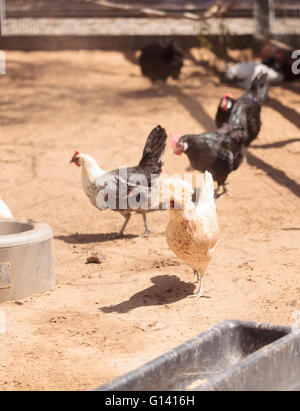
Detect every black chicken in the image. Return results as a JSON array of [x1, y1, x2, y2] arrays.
[[139, 40, 184, 83], [215, 93, 236, 128], [228, 73, 269, 147], [171, 124, 246, 198], [95, 125, 167, 236]]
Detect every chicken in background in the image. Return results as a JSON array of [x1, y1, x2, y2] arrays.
[[260, 34, 299, 82], [139, 40, 184, 84], [221, 60, 283, 89], [228, 72, 269, 147], [222, 32, 299, 88], [0, 198, 13, 218], [264, 50, 300, 82], [215, 93, 236, 128], [162, 172, 219, 299], [171, 121, 245, 198], [70, 126, 167, 237]]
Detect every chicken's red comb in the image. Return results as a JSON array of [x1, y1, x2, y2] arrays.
[[71, 150, 80, 160], [70, 150, 81, 166], [170, 132, 181, 151], [223, 93, 234, 99]]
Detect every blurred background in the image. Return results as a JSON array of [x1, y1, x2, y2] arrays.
[[1, 1, 299, 51]]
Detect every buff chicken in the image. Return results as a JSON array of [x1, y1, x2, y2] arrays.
[[162, 171, 219, 299]]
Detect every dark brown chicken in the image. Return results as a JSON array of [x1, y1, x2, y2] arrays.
[[228, 72, 269, 147], [171, 123, 246, 198], [215, 93, 236, 128], [139, 40, 183, 83]]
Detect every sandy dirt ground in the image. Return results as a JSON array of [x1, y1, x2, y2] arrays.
[[0, 49, 299, 391]]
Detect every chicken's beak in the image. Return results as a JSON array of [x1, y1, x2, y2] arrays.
[[173, 141, 186, 155], [70, 158, 81, 167]]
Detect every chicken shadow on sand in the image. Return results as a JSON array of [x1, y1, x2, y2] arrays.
[[167, 85, 216, 131], [281, 82, 300, 96], [266, 98, 300, 130], [122, 84, 215, 131], [251, 138, 300, 149], [121, 86, 174, 100], [55, 232, 138, 245], [101, 275, 195, 314], [246, 152, 300, 199]]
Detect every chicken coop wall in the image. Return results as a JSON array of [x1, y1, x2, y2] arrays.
[[0, 1, 299, 50], [253, 0, 300, 49], [272, 0, 300, 48]]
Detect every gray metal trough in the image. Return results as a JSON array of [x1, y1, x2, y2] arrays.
[[97, 320, 300, 391], [0, 219, 55, 303]]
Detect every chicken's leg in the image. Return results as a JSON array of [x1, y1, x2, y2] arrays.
[[141, 212, 151, 237], [189, 270, 204, 299], [215, 184, 228, 199], [119, 213, 131, 236]]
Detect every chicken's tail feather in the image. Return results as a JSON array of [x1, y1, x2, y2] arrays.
[[198, 171, 216, 207], [139, 125, 167, 176], [250, 72, 269, 103]]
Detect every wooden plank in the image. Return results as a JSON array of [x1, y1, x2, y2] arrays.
[[0, 0, 5, 36], [253, 0, 271, 39], [5, 0, 243, 19]]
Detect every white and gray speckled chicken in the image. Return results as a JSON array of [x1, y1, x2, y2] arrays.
[[222, 61, 283, 89], [70, 125, 167, 236], [162, 171, 219, 299]]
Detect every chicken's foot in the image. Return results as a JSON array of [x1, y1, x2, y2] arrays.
[[119, 213, 131, 236], [140, 212, 151, 237], [215, 184, 228, 199], [189, 270, 204, 299]]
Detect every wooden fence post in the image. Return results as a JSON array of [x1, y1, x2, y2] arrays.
[[253, 0, 273, 41], [253, 0, 275, 54], [0, 0, 5, 36]]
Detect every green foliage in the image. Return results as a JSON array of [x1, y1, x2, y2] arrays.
[[198, 18, 234, 61], [198, 20, 213, 51]]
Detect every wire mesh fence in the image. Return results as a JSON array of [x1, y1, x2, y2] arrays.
[[272, 0, 300, 47], [0, 1, 299, 48], [4, 1, 252, 18]]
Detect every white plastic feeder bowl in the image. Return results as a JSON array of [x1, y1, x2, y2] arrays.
[[0, 219, 55, 303]]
